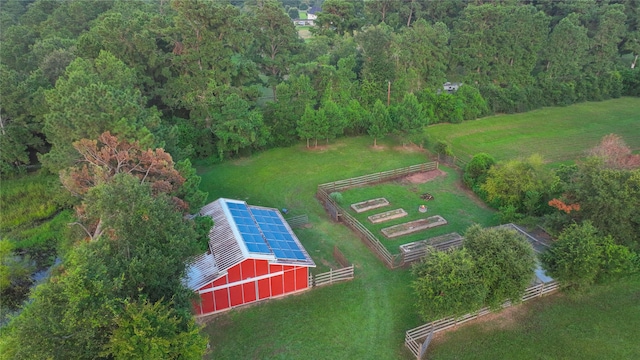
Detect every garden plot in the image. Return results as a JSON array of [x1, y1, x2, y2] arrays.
[[381, 215, 448, 238], [367, 208, 407, 224], [350, 197, 389, 213]]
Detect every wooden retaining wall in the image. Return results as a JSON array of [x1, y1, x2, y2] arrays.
[[404, 281, 560, 358]]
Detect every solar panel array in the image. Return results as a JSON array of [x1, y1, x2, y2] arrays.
[[251, 208, 307, 261], [226, 202, 307, 261]]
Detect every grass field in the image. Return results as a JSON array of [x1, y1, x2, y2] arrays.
[[426, 97, 640, 162], [428, 275, 640, 360], [339, 166, 497, 252], [199, 99, 640, 359]]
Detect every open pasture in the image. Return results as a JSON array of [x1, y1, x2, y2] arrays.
[[426, 97, 640, 162]]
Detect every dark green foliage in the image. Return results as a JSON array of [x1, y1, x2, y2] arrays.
[[482, 155, 559, 217], [1, 174, 206, 358], [541, 222, 635, 290], [193, 215, 213, 253], [463, 153, 496, 189], [557, 158, 640, 250], [412, 249, 487, 321], [455, 85, 488, 120], [621, 69, 640, 96], [464, 225, 537, 309], [434, 140, 453, 156]]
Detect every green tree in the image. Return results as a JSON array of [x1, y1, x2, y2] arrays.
[[464, 153, 496, 189], [482, 154, 559, 217], [541, 222, 604, 289], [313, 0, 362, 36], [367, 99, 390, 147], [264, 74, 316, 146], [412, 248, 487, 321], [212, 93, 270, 159], [41, 51, 159, 172], [395, 93, 426, 144], [464, 225, 537, 309], [392, 19, 450, 91], [251, 0, 301, 101], [297, 104, 316, 148], [103, 299, 206, 360]]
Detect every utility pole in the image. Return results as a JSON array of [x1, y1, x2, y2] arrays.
[[387, 81, 391, 106]]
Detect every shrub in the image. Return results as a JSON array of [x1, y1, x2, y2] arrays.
[[329, 192, 344, 204], [412, 248, 487, 321], [540, 222, 634, 290], [463, 153, 496, 188], [434, 140, 453, 157], [464, 225, 536, 309]]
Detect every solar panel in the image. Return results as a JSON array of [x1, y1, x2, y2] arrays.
[[226, 202, 271, 255], [253, 209, 307, 261]]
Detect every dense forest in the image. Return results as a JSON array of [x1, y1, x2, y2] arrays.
[[1, 0, 640, 174], [0, 0, 639, 358]]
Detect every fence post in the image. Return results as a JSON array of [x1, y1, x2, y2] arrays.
[[539, 282, 545, 297]]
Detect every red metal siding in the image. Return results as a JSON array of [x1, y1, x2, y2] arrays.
[[295, 267, 308, 290], [213, 276, 227, 287], [241, 259, 255, 279], [283, 266, 296, 293], [269, 264, 283, 274], [270, 274, 284, 297], [227, 264, 242, 283], [255, 260, 269, 276], [258, 278, 271, 299], [214, 289, 229, 311], [229, 285, 244, 306], [200, 291, 214, 314], [243, 281, 257, 303]]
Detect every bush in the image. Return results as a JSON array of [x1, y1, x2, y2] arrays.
[[541, 222, 634, 290], [463, 153, 496, 188], [464, 225, 537, 309], [434, 140, 453, 156], [412, 249, 487, 321], [621, 69, 640, 96], [329, 192, 344, 204]]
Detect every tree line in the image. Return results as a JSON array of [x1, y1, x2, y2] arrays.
[[1, 0, 639, 175]]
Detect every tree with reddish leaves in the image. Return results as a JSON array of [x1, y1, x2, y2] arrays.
[[589, 133, 640, 170], [61, 131, 207, 241]]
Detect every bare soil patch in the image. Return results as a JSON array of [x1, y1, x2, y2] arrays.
[[402, 169, 447, 184]]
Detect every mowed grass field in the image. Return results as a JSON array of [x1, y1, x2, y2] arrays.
[[426, 97, 640, 162], [198, 99, 640, 359]]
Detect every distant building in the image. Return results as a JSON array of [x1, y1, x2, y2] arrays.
[[307, 5, 321, 20], [443, 82, 463, 94]]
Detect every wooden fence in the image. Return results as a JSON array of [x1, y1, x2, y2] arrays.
[[404, 280, 560, 358], [333, 246, 350, 268], [399, 233, 464, 265], [309, 265, 355, 288], [316, 162, 439, 268], [286, 214, 309, 229]]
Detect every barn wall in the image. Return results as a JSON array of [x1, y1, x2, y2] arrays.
[[193, 259, 310, 316]]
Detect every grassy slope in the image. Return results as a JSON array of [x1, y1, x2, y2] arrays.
[[426, 97, 640, 162], [428, 275, 640, 360]]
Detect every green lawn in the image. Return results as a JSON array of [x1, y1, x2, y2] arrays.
[[339, 166, 497, 252], [426, 97, 640, 162], [428, 275, 640, 360], [199, 99, 640, 359], [200, 137, 438, 359]]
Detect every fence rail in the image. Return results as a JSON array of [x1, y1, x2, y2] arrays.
[[400, 233, 464, 264], [286, 214, 309, 229], [316, 162, 439, 269], [404, 280, 559, 358], [309, 265, 355, 288]]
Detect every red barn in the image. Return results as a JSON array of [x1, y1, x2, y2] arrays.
[[186, 198, 315, 317]]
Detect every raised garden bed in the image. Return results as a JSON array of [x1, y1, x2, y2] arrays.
[[368, 208, 408, 224], [381, 215, 448, 238], [350, 197, 390, 213]]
